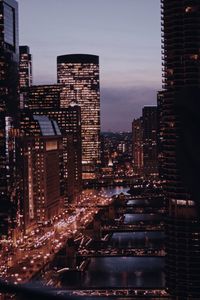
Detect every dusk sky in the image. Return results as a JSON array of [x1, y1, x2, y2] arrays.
[[19, 0, 161, 132]]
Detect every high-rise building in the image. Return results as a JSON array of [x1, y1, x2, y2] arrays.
[[26, 84, 61, 110], [0, 0, 19, 117], [161, 1, 200, 298], [57, 54, 101, 180], [0, 0, 19, 238], [157, 91, 165, 179], [18, 114, 63, 233], [31, 106, 82, 203], [24, 82, 82, 202], [19, 45, 32, 109], [142, 106, 158, 177], [132, 117, 143, 175]]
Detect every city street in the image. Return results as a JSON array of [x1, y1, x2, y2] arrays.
[[0, 191, 112, 284]]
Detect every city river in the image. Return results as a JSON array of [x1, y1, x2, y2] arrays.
[[61, 186, 165, 290], [82, 256, 164, 288]]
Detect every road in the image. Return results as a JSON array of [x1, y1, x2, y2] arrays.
[[0, 190, 113, 284]]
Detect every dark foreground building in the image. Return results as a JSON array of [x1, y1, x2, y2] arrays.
[[0, 0, 19, 238], [161, 0, 200, 298]]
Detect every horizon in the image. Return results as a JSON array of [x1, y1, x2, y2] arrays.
[[19, 0, 161, 131]]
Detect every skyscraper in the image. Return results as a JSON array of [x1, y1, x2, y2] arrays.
[[142, 106, 158, 177], [32, 106, 82, 203], [0, 0, 19, 117], [57, 54, 101, 180], [26, 84, 60, 110], [19, 45, 32, 109], [161, 0, 200, 298], [24, 83, 82, 202], [18, 114, 63, 233], [0, 0, 19, 238], [157, 91, 165, 180], [132, 117, 143, 175]]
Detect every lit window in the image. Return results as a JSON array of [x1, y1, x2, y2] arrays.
[[190, 54, 199, 61], [167, 68, 173, 76], [185, 6, 196, 13], [185, 6, 191, 12]]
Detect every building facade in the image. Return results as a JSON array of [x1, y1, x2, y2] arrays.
[[157, 91, 165, 180], [0, 0, 19, 117], [24, 83, 82, 203], [57, 54, 101, 180], [19, 45, 32, 109], [142, 106, 158, 177], [26, 84, 61, 110], [0, 0, 19, 238], [18, 114, 63, 233], [32, 106, 82, 203], [161, 0, 200, 298], [132, 117, 143, 175]]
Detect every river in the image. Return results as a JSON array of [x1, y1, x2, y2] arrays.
[[61, 186, 165, 290]]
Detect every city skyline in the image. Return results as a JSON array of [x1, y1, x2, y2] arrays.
[[18, 0, 161, 131], [1, 0, 200, 297]]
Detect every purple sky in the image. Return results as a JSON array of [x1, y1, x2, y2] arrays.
[[18, 0, 162, 132]]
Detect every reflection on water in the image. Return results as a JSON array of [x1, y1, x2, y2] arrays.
[[61, 186, 165, 291], [127, 199, 149, 205], [110, 232, 165, 249], [99, 186, 130, 197], [82, 257, 165, 288], [124, 214, 162, 224], [62, 257, 165, 289]]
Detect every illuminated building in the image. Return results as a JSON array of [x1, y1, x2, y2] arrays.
[[157, 91, 165, 179], [57, 54, 101, 180], [26, 84, 61, 110], [142, 106, 158, 177], [0, 0, 19, 117], [0, 0, 19, 238], [32, 105, 82, 203], [19, 45, 32, 109], [18, 114, 63, 232], [132, 117, 143, 175], [161, 0, 200, 298], [24, 83, 82, 202]]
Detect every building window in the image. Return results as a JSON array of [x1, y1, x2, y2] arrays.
[[185, 6, 196, 13], [190, 54, 199, 61]]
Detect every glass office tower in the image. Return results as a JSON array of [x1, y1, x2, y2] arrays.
[[57, 54, 101, 180], [0, 0, 19, 237]]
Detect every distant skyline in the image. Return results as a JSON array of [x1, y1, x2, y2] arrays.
[[19, 0, 161, 131]]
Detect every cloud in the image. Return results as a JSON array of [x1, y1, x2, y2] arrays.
[[101, 86, 160, 132]]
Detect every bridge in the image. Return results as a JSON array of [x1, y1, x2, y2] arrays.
[[122, 207, 166, 214], [113, 194, 164, 201], [77, 247, 166, 257], [102, 224, 164, 233], [54, 287, 170, 299]]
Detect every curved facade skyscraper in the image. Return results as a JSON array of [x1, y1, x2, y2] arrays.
[[161, 0, 200, 298], [57, 54, 101, 180]]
